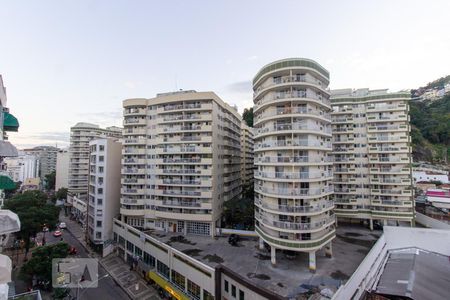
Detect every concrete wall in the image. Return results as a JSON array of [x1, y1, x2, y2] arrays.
[[415, 212, 450, 230]]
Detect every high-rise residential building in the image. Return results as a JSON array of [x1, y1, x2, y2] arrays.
[[87, 138, 122, 255], [67, 122, 122, 226], [330, 88, 414, 228], [253, 58, 334, 271], [23, 146, 59, 184], [4, 152, 39, 183], [121, 90, 241, 236], [55, 149, 69, 190], [240, 121, 255, 189]]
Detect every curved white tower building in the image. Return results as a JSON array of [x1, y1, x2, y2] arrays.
[[253, 58, 335, 271]]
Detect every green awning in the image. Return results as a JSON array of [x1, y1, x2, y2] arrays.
[[3, 112, 19, 132], [0, 174, 16, 190]]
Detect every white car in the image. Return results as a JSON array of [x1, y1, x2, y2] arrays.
[[58, 222, 67, 229]]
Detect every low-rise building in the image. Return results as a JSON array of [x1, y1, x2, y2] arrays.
[[413, 171, 449, 184], [21, 177, 40, 192]]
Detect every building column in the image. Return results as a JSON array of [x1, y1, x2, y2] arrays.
[[325, 242, 333, 258], [309, 251, 316, 273], [383, 219, 388, 226], [259, 238, 264, 250], [271, 246, 276, 265], [369, 219, 373, 231], [335, 217, 338, 227]]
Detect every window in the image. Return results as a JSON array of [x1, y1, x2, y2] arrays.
[[98, 166, 104, 173], [99, 155, 104, 162], [143, 252, 155, 267], [99, 145, 104, 151], [239, 290, 244, 300], [134, 246, 142, 257], [157, 261, 170, 279], [232, 285, 236, 297], [118, 235, 125, 246], [203, 290, 214, 300], [97, 188, 103, 195], [224, 280, 229, 292], [96, 220, 102, 227], [126, 241, 134, 252], [97, 198, 103, 205], [95, 232, 101, 239], [187, 280, 201, 300], [171, 270, 185, 290]]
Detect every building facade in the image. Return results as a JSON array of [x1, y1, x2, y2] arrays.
[[240, 122, 255, 189], [23, 146, 59, 184], [330, 89, 414, 227], [252, 58, 335, 270], [87, 138, 122, 255], [55, 149, 69, 190], [121, 91, 241, 236], [67, 123, 122, 226], [4, 152, 39, 183]]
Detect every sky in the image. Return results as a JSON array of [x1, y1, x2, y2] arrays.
[[1, 0, 449, 149]]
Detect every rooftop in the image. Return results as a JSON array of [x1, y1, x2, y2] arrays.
[[144, 225, 381, 298]]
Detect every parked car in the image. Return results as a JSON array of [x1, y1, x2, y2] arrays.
[[58, 222, 67, 229], [53, 230, 62, 237]]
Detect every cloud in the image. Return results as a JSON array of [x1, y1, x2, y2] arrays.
[[225, 81, 252, 94], [9, 131, 70, 149], [76, 111, 122, 126]]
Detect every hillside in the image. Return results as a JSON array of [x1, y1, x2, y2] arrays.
[[409, 94, 450, 164]]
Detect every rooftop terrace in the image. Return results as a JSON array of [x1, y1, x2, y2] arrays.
[[144, 224, 381, 298]]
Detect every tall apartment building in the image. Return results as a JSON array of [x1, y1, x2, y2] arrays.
[[24, 146, 59, 184], [240, 122, 255, 189], [121, 90, 241, 236], [55, 149, 69, 190], [253, 58, 334, 271], [67, 123, 122, 225], [330, 88, 414, 228], [87, 138, 122, 255]]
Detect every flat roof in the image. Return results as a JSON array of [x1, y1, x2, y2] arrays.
[[374, 248, 450, 300], [144, 225, 381, 298]]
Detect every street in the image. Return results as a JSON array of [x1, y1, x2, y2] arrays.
[[44, 229, 129, 300]]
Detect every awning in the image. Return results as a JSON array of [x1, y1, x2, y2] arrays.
[[0, 141, 18, 157], [147, 271, 190, 300], [0, 175, 16, 190], [0, 255, 12, 284], [0, 209, 21, 235], [3, 112, 19, 132]]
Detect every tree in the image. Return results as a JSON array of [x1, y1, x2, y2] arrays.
[[242, 107, 254, 127], [55, 188, 68, 201], [20, 242, 69, 290], [45, 171, 56, 191], [3, 191, 60, 257]]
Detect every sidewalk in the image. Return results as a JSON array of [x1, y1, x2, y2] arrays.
[[60, 212, 160, 300]]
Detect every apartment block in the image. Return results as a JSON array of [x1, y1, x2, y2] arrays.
[[240, 121, 254, 189], [23, 146, 59, 184], [330, 89, 414, 227], [4, 152, 39, 183], [121, 90, 241, 236], [55, 149, 69, 190], [67, 122, 122, 226], [253, 58, 335, 270], [87, 138, 122, 255]]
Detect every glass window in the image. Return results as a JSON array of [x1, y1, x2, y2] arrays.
[[126, 241, 134, 252], [239, 290, 244, 300], [143, 252, 155, 267], [171, 270, 185, 290], [187, 280, 201, 300], [157, 261, 170, 279], [232, 285, 236, 297], [203, 290, 214, 300], [224, 280, 229, 292], [134, 246, 142, 257], [118, 235, 125, 246]]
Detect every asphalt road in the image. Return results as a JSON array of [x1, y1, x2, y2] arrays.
[[45, 230, 129, 300]]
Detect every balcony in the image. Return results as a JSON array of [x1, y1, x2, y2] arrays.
[[255, 185, 333, 197], [122, 168, 142, 174], [159, 200, 203, 207], [257, 214, 335, 231], [124, 108, 146, 116], [255, 107, 330, 124], [256, 200, 334, 214], [254, 75, 326, 98], [123, 118, 146, 126], [254, 90, 331, 111], [255, 123, 331, 136], [255, 139, 331, 150], [254, 170, 332, 180]]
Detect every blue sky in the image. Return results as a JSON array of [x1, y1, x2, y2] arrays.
[[1, 0, 449, 148]]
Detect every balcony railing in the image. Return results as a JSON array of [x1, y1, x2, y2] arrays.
[[255, 185, 333, 196], [257, 215, 335, 231], [256, 200, 334, 213], [255, 171, 332, 180]]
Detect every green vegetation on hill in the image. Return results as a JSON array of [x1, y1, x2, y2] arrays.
[[409, 94, 450, 163], [242, 107, 253, 127]]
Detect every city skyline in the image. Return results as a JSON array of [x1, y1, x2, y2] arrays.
[[1, 0, 449, 148]]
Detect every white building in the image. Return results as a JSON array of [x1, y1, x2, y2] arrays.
[[4, 152, 39, 183], [252, 58, 334, 270], [413, 171, 449, 184], [240, 122, 255, 189], [67, 122, 122, 227], [121, 91, 242, 236], [23, 146, 59, 184], [55, 149, 70, 190], [331, 89, 414, 227], [87, 138, 122, 256]]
